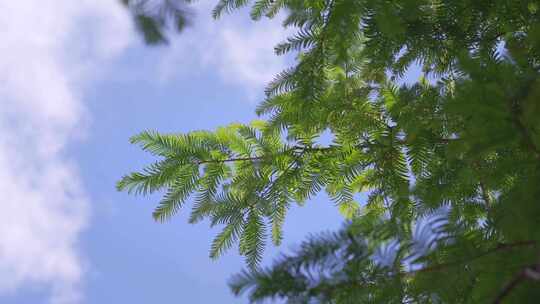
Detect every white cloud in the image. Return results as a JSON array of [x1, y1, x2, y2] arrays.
[[0, 1, 133, 303], [158, 0, 292, 99], [0, 1, 290, 302]]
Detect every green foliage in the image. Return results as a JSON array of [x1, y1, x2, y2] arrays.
[[122, 0, 193, 44], [120, 0, 540, 302], [230, 219, 540, 303]]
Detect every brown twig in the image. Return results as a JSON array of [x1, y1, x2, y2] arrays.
[[508, 76, 540, 158], [493, 270, 526, 304]]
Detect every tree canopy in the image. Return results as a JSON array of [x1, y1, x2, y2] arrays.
[[119, 0, 540, 302]]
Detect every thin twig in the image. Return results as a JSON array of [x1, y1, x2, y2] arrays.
[[194, 145, 345, 165], [196, 156, 264, 165], [511, 109, 540, 158], [493, 253, 540, 303], [403, 241, 537, 277], [509, 76, 540, 158], [492, 270, 526, 304]]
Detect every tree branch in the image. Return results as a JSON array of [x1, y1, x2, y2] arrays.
[[196, 156, 264, 165], [509, 76, 540, 158], [492, 270, 526, 304], [404, 241, 537, 277], [492, 254, 540, 303], [194, 145, 343, 165], [511, 109, 540, 158]]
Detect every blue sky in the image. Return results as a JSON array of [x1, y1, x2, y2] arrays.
[[0, 1, 344, 303]]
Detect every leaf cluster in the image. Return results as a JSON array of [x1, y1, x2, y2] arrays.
[[120, 0, 540, 302]]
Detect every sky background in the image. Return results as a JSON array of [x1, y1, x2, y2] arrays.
[[0, 1, 345, 303]]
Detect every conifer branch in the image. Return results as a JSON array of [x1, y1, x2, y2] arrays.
[[196, 156, 265, 165], [194, 145, 341, 165], [121, 2, 540, 299], [406, 241, 537, 276]]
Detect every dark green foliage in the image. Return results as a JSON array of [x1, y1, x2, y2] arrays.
[[122, 0, 193, 44], [120, 0, 540, 302]]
